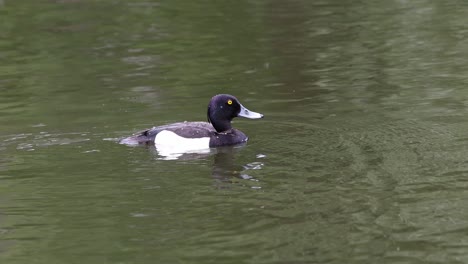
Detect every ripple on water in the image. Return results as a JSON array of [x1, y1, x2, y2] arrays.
[[2, 132, 92, 151], [228, 117, 468, 262]]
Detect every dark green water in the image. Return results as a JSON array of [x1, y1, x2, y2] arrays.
[[2, 0, 468, 263]]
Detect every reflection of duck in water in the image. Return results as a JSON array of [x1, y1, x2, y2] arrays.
[[212, 146, 247, 180], [119, 94, 264, 154], [147, 144, 264, 183], [146, 143, 244, 161], [211, 147, 265, 187]]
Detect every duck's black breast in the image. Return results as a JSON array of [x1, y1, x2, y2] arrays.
[[208, 129, 248, 147]]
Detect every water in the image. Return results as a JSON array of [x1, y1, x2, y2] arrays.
[[2, 0, 468, 263]]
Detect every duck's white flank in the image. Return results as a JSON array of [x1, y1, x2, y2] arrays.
[[154, 130, 211, 152]]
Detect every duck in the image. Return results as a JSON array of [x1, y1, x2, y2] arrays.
[[119, 94, 264, 149]]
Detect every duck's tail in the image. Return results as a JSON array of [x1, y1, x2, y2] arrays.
[[119, 128, 156, 145]]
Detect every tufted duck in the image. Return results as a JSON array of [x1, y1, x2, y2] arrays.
[[119, 94, 264, 150]]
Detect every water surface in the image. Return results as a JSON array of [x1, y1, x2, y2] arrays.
[[1, 0, 468, 263]]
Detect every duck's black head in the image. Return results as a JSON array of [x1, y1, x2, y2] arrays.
[[207, 94, 263, 133]]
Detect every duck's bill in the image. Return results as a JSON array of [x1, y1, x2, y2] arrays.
[[238, 104, 264, 119]]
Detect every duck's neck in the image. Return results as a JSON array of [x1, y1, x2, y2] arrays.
[[212, 120, 232, 133], [208, 107, 233, 133]]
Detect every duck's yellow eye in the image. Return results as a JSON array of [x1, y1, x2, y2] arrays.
[[227, 99, 233, 105]]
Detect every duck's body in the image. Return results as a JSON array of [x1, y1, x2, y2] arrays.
[[119, 94, 263, 149], [119, 121, 248, 148]]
